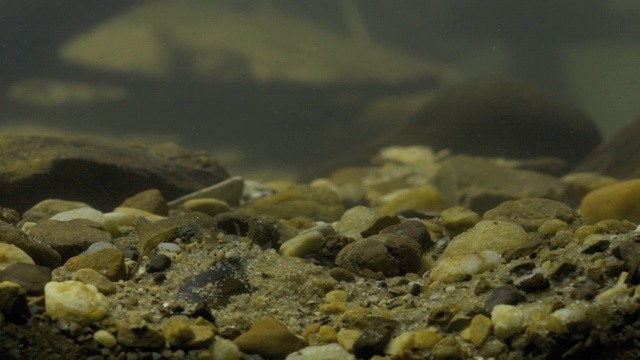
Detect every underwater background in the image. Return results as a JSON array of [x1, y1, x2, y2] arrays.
[[2, 0, 639, 179]]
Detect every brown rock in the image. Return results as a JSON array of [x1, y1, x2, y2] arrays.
[[233, 318, 307, 360], [29, 220, 112, 261], [72, 268, 117, 295], [0, 220, 61, 268], [120, 189, 168, 216], [0, 135, 229, 213], [580, 179, 640, 224], [0, 262, 51, 296], [64, 248, 126, 281]]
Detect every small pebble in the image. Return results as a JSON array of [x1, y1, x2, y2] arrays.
[[45, 280, 110, 326], [146, 254, 172, 273]]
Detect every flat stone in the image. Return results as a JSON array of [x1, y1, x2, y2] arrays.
[[0, 242, 35, 269], [169, 176, 244, 208], [64, 248, 126, 281], [44, 280, 110, 326], [0, 135, 229, 213], [483, 198, 579, 231], [441, 206, 481, 237], [50, 207, 104, 223], [0, 220, 61, 268], [233, 318, 308, 360], [182, 198, 230, 217], [433, 155, 567, 214], [120, 189, 169, 216], [236, 184, 345, 222], [20, 199, 91, 226], [279, 229, 325, 258], [580, 179, 640, 224], [334, 206, 400, 241], [0, 262, 51, 295], [29, 220, 113, 262], [429, 251, 502, 284]]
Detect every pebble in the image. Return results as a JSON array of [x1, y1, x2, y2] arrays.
[[0, 220, 61, 268], [483, 198, 579, 232], [162, 315, 215, 348], [440, 220, 529, 260], [467, 314, 492, 347], [0, 207, 20, 225], [146, 254, 172, 273], [64, 248, 127, 281], [285, 343, 355, 360], [491, 304, 524, 339], [430, 335, 462, 360], [279, 229, 325, 258], [72, 268, 117, 295], [233, 317, 308, 360], [209, 337, 241, 360], [383, 331, 414, 356], [441, 206, 481, 237], [329, 267, 355, 282], [336, 329, 362, 353], [413, 329, 442, 350], [333, 206, 400, 240], [93, 329, 118, 348], [212, 213, 280, 248], [0, 242, 35, 269], [379, 220, 432, 250], [20, 199, 91, 225], [429, 251, 502, 284], [120, 189, 169, 216], [352, 326, 390, 359], [580, 179, 640, 224], [113, 207, 167, 224], [0, 262, 51, 295], [44, 280, 110, 326], [377, 185, 443, 215], [484, 286, 526, 311], [50, 206, 104, 223], [182, 198, 230, 217]]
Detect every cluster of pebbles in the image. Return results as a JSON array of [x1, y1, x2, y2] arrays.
[[2, 145, 640, 360]]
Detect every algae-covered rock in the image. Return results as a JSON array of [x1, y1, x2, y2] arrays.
[[0, 135, 229, 213], [391, 77, 601, 167]]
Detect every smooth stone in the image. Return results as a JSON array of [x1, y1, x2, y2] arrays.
[[209, 337, 241, 360], [491, 304, 524, 339], [279, 229, 325, 258], [336, 233, 423, 277], [0, 220, 61, 268], [0, 280, 30, 324], [0, 262, 51, 295], [378, 185, 444, 215], [0, 207, 20, 225], [64, 248, 127, 281], [433, 155, 567, 214], [163, 315, 214, 349], [45, 280, 110, 326], [83, 241, 118, 255], [157, 242, 182, 253], [484, 286, 526, 312], [102, 211, 130, 236], [561, 172, 618, 206], [168, 176, 244, 208], [50, 206, 104, 223], [72, 268, 117, 295], [286, 343, 355, 360], [20, 199, 91, 226], [28, 220, 112, 262], [430, 335, 462, 360], [441, 220, 529, 260], [233, 318, 308, 360], [93, 329, 118, 348], [114, 206, 166, 224], [483, 198, 579, 231], [177, 261, 250, 309], [117, 323, 165, 349], [120, 188, 169, 216], [352, 326, 391, 359], [580, 179, 640, 224], [334, 206, 400, 241], [383, 331, 414, 356], [183, 198, 230, 217], [467, 314, 492, 347], [236, 184, 345, 222], [0, 242, 35, 269], [429, 251, 502, 284], [379, 220, 433, 250]]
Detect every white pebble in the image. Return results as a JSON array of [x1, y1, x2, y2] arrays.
[[50, 207, 104, 223], [429, 251, 501, 284], [286, 343, 355, 360], [279, 230, 324, 258], [491, 304, 524, 339]]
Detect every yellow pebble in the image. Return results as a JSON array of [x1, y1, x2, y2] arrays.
[[319, 325, 337, 343], [325, 290, 348, 303], [384, 331, 414, 356], [414, 329, 442, 350], [319, 302, 347, 314], [93, 329, 117, 348], [336, 329, 361, 352], [468, 314, 492, 347]]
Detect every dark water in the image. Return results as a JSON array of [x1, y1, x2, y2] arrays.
[[2, 0, 639, 179]]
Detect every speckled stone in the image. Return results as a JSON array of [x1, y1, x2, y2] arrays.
[[483, 198, 579, 231], [233, 317, 308, 360], [0, 220, 61, 268], [44, 280, 110, 326], [580, 179, 640, 224]]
